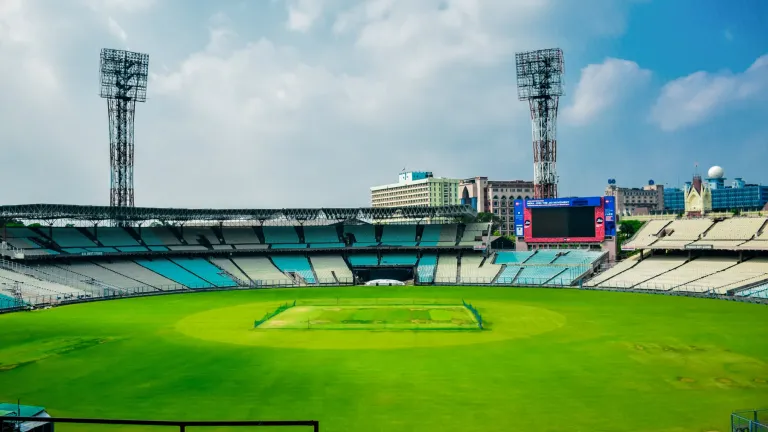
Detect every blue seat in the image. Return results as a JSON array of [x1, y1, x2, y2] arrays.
[[417, 254, 437, 283], [117, 246, 148, 252], [515, 266, 566, 285], [344, 225, 376, 244], [380, 225, 417, 247], [419, 241, 439, 247], [524, 251, 560, 265], [420, 225, 441, 243], [92, 227, 139, 246], [551, 250, 603, 265], [271, 244, 308, 249], [495, 251, 534, 264], [303, 226, 340, 243], [270, 256, 316, 283], [263, 227, 300, 244], [495, 266, 522, 284], [135, 259, 213, 288], [51, 228, 96, 247], [148, 246, 168, 251], [171, 257, 237, 287]]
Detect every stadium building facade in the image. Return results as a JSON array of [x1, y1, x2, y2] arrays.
[[664, 176, 768, 212], [459, 177, 534, 236], [370, 172, 459, 208], [604, 180, 665, 216]]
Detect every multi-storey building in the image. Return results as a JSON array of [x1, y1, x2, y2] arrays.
[[604, 180, 665, 216], [370, 172, 459, 208], [459, 177, 534, 235], [664, 167, 768, 212]]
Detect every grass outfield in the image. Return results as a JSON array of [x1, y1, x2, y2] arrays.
[[0, 286, 766, 432], [258, 303, 480, 330]]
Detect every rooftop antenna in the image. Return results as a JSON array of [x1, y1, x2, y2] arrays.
[[99, 48, 149, 217], [516, 48, 565, 199]]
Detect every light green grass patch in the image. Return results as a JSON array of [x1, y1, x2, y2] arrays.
[[258, 304, 479, 330]]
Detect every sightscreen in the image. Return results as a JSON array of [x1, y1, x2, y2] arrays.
[[530, 206, 596, 238]]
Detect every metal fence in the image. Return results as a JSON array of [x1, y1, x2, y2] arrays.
[[0, 416, 319, 432], [732, 409, 768, 432]]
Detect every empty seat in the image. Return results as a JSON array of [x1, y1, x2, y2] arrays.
[[135, 259, 212, 288], [231, 257, 292, 284], [50, 228, 96, 247], [140, 227, 182, 246], [303, 226, 341, 243], [380, 253, 417, 266], [344, 225, 377, 244], [380, 225, 417, 247], [310, 255, 353, 283], [263, 226, 300, 244], [221, 227, 261, 245], [171, 257, 237, 287], [495, 251, 534, 264], [88, 227, 139, 247], [181, 227, 220, 245], [271, 256, 316, 284], [524, 250, 560, 264], [348, 254, 379, 266], [99, 261, 178, 289], [416, 254, 437, 283], [515, 266, 566, 285], [460, 253, 501, 282], [435, 254, 458, 283]]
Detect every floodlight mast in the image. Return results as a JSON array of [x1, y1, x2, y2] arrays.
[[99, 49, 149, 212], [515, 48, 564, 199]]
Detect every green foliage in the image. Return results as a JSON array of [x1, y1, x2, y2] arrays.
[[461, 299, 483, 329], [27, 223, 42, 228], [0, 287, 765, 432], [618, 220, 644, 239], [475, 212, 502, 232], [0, 219, 24, 228]]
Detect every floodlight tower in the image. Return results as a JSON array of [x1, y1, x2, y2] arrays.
[[99, 48, 149, 209], [515, 48, 564, 199]]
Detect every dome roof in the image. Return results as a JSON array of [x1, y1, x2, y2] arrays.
[[708, 165, 724, 179]]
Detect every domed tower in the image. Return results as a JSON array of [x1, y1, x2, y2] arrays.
[[706, 165, 725, 189]]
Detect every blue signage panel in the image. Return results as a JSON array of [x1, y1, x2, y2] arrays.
[[604, 196, 616, 237], [513, 199, 525, 237]]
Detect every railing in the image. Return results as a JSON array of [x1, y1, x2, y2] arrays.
[[0, 416, 319, 431], [0, 241, 24, 259], [732, 409, 768, 432]]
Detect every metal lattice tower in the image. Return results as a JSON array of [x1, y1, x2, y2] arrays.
[[515, 48, 564, 199], [99, 49, 149, 210]]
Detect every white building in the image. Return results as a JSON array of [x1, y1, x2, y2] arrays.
[[370, 172, 460, 208]]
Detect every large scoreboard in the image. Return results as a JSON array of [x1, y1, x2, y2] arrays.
[[513, 196, 616, 243]]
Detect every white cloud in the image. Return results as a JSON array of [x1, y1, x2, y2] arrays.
[[107, 16, 127, 42], [563, 58, 651, 126], [285, 0, 325, 32], [650, 54, 768, 131]]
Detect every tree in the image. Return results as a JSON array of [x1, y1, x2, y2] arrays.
[[475, 212, 502, 232], [618, 220, 644, 240]]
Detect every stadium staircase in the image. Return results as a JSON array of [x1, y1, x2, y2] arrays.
[[307, 258, 321, 285], [456, 253, 462, 282], [480, 253, 504, 284]]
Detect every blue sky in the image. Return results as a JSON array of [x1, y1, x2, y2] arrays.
[[0, 0, 766, 207]]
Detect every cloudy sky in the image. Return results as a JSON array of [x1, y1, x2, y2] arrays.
[[1, 0, 766, 208]]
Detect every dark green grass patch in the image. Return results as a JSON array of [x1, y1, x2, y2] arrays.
[[0, 286, 766, 432]]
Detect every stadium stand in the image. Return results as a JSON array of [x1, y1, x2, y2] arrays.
[[310, 255, 353, 283], [584, 254, 641, 287], [231, 256, 292, 284], [140, 227, 182, 246], [380, 225, 417, 247], [737, 283, 768, 299], [50, 228, 96, 248], [171, 257, 237, 287], [53, 262, 154, 291], [495, 251, 534, 264], [622, 220, 670, 249], [416, 254, 437, 283], [135, 259, 212, 288], [344, 225, 377, 246], [674, 258, 768, 294], [182, 227, 220, 245], [221, 227, 261, 245], [380, 253, 418, 266], [438, 224, 459, 246], [212, 244, 232, 250], [209, 257, 250, 282], [515, 266, 568, 285], [2, 228, 47, 250], [309, 243, 346, 248], [271, 256, 316, 284], [460, 253, 502, 282], [234, 244, 269, 250], [116, 246, 148, 252], [495, 265, 521, 284], [551, 250, 604, 265], [459, 223, 487, 246], [524, 250, 560, 264], [419, 225, 441, 247], [348, 254, 379, 266], [635, 257, 737, 291], [262, 226, 300, 244], [595, 256, 687, 288], [651, 219, 714, 249], [303, 226, 341, 244], [435, 254, 458, 283], [87, 227, 139, 247], [271, 244, 308, 249], [0, 268, 85, 299], [98, 261, 177, 289], [148, 246, 169, 251], [700, 217, 766, 240]]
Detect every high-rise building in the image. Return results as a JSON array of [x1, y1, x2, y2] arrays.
[[370, 172, 459, 208], [604, 180, 665, 216], [459, 177, 534, 235]]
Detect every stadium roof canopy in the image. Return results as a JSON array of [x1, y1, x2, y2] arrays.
[[0, 204, 476, 223]]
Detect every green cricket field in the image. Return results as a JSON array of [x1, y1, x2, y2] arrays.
[[0, 286, 766, 432]]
